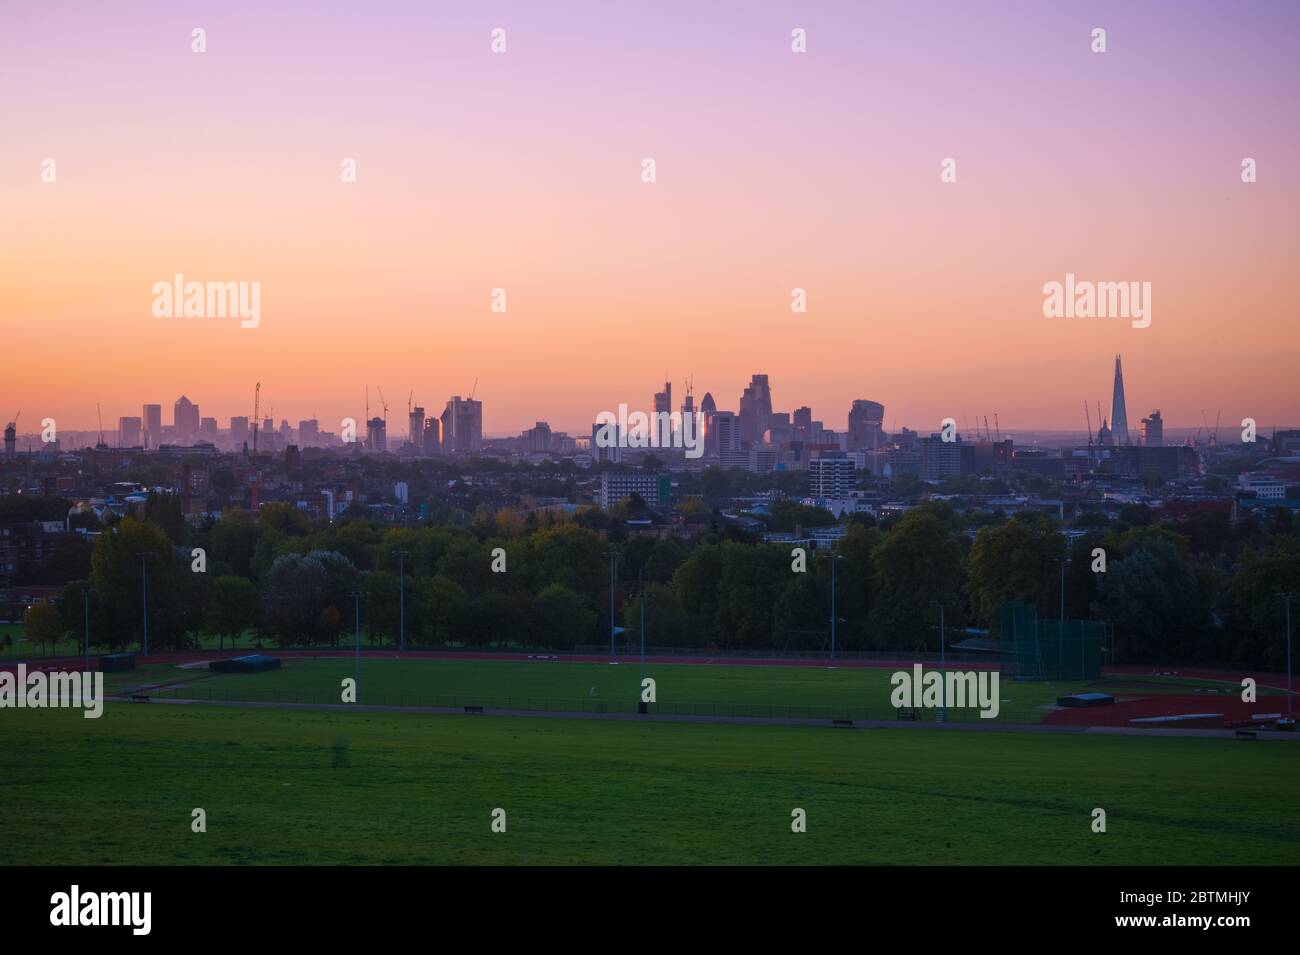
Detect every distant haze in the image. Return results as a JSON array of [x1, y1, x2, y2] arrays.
[[3, 0, 1297, 434]]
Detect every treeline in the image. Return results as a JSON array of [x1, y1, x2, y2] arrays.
[[16, 497, 1300, 669]]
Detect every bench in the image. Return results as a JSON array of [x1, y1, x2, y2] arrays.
[[129, 694, 151, 703], [1235, 729, 1257, 741], [895, 707, 920, 722], [831, 719, 854, 729], [463, 705, 484, 714]]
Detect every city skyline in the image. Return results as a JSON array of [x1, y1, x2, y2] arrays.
[[3, 0, 1298, 434], [6, 355, 1295, 446]]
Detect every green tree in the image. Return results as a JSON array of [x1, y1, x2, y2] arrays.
[[966, 514, 1065, 627], [1092, 538, 1207, 663], [59, 579, 110, 652], [210, 509, 259, 578], [263, 551, 357, 646], [23, 603, 65, 656], [89, 517, 188, 652], [205, 576, 260, 650], [869, 510, 963, 651], [1225, 537, 1300, 668], [535, 584, 597, 650]]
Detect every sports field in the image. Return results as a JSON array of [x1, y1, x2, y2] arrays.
[[95, 655, 1285, 725], [3, 703, 1298, 865]]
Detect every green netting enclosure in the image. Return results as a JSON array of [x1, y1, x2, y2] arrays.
[[1001, 600, 1103, 681]]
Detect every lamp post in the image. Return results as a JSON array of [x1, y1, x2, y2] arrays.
[[352, 591, 362, 700], [394, 549, 408, 652], [818, 551, 845, 663], [604, 551, 620, 657], [639, 568, 646, 687], [139, 551, 155, 657], [1283, 592, 1295, 720], [1057, 556, 1071, 677], [933, 602, 948, 722], [83, 587, 94, 671]]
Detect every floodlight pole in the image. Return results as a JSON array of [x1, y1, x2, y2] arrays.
[[1057, 557, 1070, 675], [830, 555, 838, 662], [1060, 559, 1066, 625], [139, 551, 154, 657], [933, 602, 947, 721], [605, 551, 619, 657], [940, 603, 946, 711], [1284, 592, 1295, 719], [819, 552, 844, 662], [394, 549, 408, 653], [83, 588, 93, 671], [352, 591, 362, 700], [639, 568, 646, 686]]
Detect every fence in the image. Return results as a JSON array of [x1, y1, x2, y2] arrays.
[[114, 684, 1051, 725], [1004, 601, 1104, 681]]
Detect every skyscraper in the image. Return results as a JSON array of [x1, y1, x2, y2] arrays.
[[440, 396, 483, 453], [409, 406, 425, 448], [591, 420, 622, 463], [1110, 355, 1130, 446], [699, 391, 717, 452], [790, 406, 814, 443], [142, 404, 162, 450], [653, 379, 672, 417], [173, 395, 199, 444], [230, 416, 249, 451], [366, 417, 387, 452], [1141, 409, 1163, 447], [118, 416, 142, 447], [714, 411, 741, 457], [847, 400, 885, 450], [739, 374, 772, 445]]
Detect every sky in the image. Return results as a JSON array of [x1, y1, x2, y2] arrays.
[[2, 0, 1298, 437]]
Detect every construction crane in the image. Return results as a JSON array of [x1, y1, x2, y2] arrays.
[[407, 388, 413, 416], [1201, 410, 1222, 448], [993, 412, 1001, 443], [1084, 401, 1093, 448], [468, 377, 478, 401], [252, 382, 261, 456], [96, 403, 105, 448], [376, 386, 389, 426]]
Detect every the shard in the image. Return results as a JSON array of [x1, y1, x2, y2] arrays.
[[1110, 354, 1130, 446]]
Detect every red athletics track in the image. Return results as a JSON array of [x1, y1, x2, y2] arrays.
[[1042, 693, 1291, 727]]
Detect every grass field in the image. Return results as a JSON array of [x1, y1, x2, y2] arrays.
[[94, 656, 1279, 724], [2, 703, 1296, 865]]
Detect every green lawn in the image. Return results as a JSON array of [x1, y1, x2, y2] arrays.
[[1, 704, 1295, 865], [96, 656, 1280, 724]]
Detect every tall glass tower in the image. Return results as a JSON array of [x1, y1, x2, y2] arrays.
[[1110, 355, 1130, 446]]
